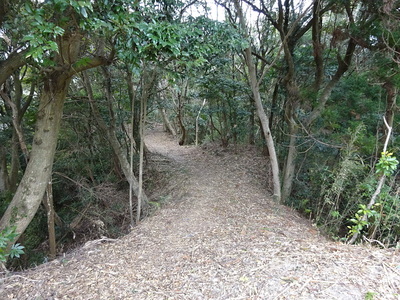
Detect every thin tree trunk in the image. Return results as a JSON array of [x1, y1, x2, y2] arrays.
[[269, 82, 279, 131], [234, 0, 281, 202], [383, 81, 397, 140], [41, 188, 63, 228], [221, 99, 229, 147], [160, 107, 177, 136], [0, 75, 34, 193], [129, 84, 135, 227], [83, 72, 149, 205], [137, 90, 147, 223], [281, 120, 298, 202], [248, 99, 255, 145], [177, 105, 186, 145], [195, 99, 206, 146], [44, 180, 56, 259], [281, 39, 356, 202], [126, 68, 137, 226], [0, 90, 29, 162], [0, 146, 8, 192], [8, 130, 21, 193], [177, 78, 188, 146]]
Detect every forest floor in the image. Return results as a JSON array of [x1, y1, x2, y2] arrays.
[[1, 126, 400, 300]]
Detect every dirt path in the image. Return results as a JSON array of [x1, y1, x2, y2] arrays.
[[1, 127, 399, 299]]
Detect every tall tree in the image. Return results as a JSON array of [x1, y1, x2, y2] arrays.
[[240, 0, 361, 201], [0, 0, 114, 245], [233, 0, 282, 202]]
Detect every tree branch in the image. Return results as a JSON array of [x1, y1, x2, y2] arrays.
[[0, 49, 29, 87], [0, 90, 29, 162], [68, 48, 115, 77]]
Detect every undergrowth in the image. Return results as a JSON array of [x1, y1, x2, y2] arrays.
[[292, 123, 400, 247]]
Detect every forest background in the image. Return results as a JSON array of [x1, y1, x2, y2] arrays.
[[0, 0, 400, 268]]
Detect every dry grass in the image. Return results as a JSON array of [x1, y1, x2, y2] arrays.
[[1, 126, 399, 299]]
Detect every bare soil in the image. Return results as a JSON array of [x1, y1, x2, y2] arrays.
[[1, 126, 399, 299]]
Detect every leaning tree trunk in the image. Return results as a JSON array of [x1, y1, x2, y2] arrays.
[[280, 36, 356, 203], [383, 80, 397, 141], [160, 107, 177, 136], [234, 0, 281, 202], [0, 29, 112, 244], [83, 71, 150, 205], [281, 118, 299, 202], [249, 63, 282, 202], [0, 73, 71, 243]]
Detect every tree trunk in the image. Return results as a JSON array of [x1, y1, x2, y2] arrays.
[[177, 79, 188, 146], [280, 40, 356, 202], [195, 99, 206, 146], [0, 146, 8, 192], [0, 49, 28, 87], [0, 74, 70, 243], [234, 0, 281, 202], [0, 74, 34, 193], [383, 81, 397, 140], [0, 90, 29, 161], [127, 71, 136, 226], [137, 88, 147, 223], [8, 131, 21, 193], [250, 68, 281, 202], [83, 72, 150, 205], [248, 99, 255, 145], [44, 181, 56, 259], [281, 120, 298, 202], [269, 82, 279, 131], [177, 105, 186, 145], [160, 107, 177, 136], [0, 27, 111, 244]]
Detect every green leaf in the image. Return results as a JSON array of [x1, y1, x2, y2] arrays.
[[34, 14, 43, 23], [10, 243, 25, 259], [24, 2, 33, 14], [53, 26, 65, 36], [80, 7, 88, 18]]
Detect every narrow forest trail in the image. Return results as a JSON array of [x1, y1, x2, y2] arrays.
[[1, 126, 399, 299]]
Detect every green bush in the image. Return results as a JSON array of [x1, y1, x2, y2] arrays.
[[0, 226, 25, 264]]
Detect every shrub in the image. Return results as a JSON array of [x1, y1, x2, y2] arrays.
[[0, 226, 25, 265]]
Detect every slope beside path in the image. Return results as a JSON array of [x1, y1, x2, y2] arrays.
[[1, 126, 399, 299]]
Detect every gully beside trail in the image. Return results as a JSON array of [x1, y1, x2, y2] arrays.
[[1, 127, 399, 299]]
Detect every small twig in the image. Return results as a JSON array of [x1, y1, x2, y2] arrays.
[[383, 262, 400, 277], [362, 235, 386, 248], [382, 263, 398, 292], [83, 237, 118, 248], [297, 266, 321, 293], [272, 280, 296, 300]]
